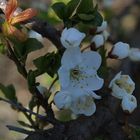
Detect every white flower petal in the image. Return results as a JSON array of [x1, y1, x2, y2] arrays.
[[60, 28, 86, 48], [61, 47, 82, 69], [70, 71, 104, 91], [102, 30, 110, 41], [70, 94, 96, 116], [129, 48, 140, 61], [91, 34, 104, 48], [97, 21, 108, 33], [111, 42, 130, 59], [58, 66, 70, 88], [54, 91, 72, 109], [109, 72, 122, 88], [121, 94, 137, 113], [81, 51, 102, 70], [111, 83, 128, 99], [88, 91, 102, 99]]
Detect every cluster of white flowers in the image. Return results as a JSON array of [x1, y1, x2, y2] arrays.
[[109, 72, 137, 113], [90, 20, 140, 61], [54, 20, 138, 116], [54, 28, 104, 116]]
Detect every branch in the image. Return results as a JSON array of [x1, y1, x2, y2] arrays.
[[6, 125, 33, 135], [0, 97, 59, 125], [25, 107, 126, 140]]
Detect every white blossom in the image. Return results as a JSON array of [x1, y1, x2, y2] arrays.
[[54, 87, 101, 116], [60, 28, 86, 48], [54, 90, 72, 109], [110, 42, 130, 59], [58, 47, 104, 91], [97, 21, 107, 33], [109, 72, 135, 99], [54, 47, 104, 116], [121, 94, 137, 113], [91, 34, 104, 49], [129, 48, 140, 61], [102, 30, 110, 41]]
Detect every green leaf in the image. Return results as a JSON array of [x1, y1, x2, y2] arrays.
[[0, 84, 17, 102], [24, 38, 43, 55], [27, 70, 36, 93], [29, 96, 37, 110], [76, 0, 93, 13], [13, 38, 43, 62], [52, 2, 67, 20], [66, 0, 81, 18], [33, 52, 61, 77], [78, 13, 95, 21], [0, 42, 6, 54]]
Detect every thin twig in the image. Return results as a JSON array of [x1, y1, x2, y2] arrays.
[[0, 97, 59, 125], [6, 125, 33, 135], [47, 76, 58, 95]]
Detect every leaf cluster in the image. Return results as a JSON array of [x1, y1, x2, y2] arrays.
[[52, 0, 103, 27]]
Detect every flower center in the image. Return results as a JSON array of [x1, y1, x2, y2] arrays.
[[70, 68, 81, 80], [115, 76, 133, 93]]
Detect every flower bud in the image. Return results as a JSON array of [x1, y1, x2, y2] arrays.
[[109, 42, 130, 59], [102, 30, 110, 41], [129, 48, 140, 61], [97, 21, 107, 33], [91, 34, 104, 49], [60, 28, 86, 48], [121, 94, 137, 113], [109, 72, 135, 99]]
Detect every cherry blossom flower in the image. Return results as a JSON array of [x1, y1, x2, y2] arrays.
[[2, 0, 37, 41], [121, 94, 137, 113], [60, 28, 86, 48], [54, 87, 101, 116], [109, 42, 130, 59], [109, 72, 135, 99], [58, 47, 104, 91], [54, 46, 103, 116]]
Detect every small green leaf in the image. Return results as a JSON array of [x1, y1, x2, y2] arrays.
[[29, 96, 37, 110], [24, 38, 43, 55], [27, 70, 36, 93], [52, 2, 66, 20], [78, 13, 95, 21], [33, 52, 61, 77], [76, 0, 93, 13], [0, 42, 6, 54], [66, 0, 81, 18], [0, 84, 17, 102], [13, 38, 43, 62]]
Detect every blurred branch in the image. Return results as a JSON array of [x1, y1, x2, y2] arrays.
[[6, 125, 33, 135], [25, 107, 126, 140], [0, 97, 59, 125]]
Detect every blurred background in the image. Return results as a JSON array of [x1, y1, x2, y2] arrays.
[[0, 0, 140, 139]]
